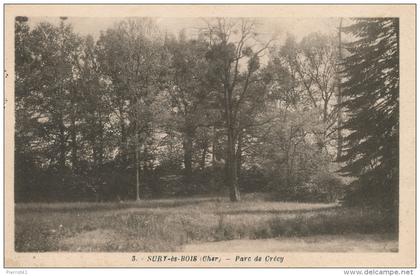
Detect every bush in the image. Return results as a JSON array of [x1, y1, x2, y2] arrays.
[[272, 172, 345, 203], [311, 172, 345, 202], [239, 166, 269, 193]]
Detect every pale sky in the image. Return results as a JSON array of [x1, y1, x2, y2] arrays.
[[27, 17, 342, 45]]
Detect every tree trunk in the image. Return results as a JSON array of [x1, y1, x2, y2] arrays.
[[323, 101, 328, 123], [119, 104, 127, 166], [200, 138, 208, 170], [236, 129, 243, 180], [98, 119, 104, 168], [224, 83, 240, 202], [285, 128, 292, 187], [183, 130, 193, 187], [71, 115, 77, 172], [135, 132, 140, 201], [58, 116, 66, 173], [211, 126, 217, 168], [227, 125, 240, 201], [92, 146, 97, 168]]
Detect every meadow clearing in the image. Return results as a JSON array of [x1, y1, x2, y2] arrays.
[[15, 194, 398, 252]]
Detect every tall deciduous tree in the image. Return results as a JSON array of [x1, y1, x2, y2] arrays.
[[97, 19, 164, 200], [77, 35, 113, 173], [277, 33, 339, 153], [20, 19, 81, 172], [15, 17, 84, 199], [204, 18, 271, 201], [15, 16, 37, 200], [164, 33, 211, 187]]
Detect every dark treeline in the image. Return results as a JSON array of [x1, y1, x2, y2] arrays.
[[15, 17, 398, 210]]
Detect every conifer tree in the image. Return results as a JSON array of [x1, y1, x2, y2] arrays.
[[340, 18, 399, 210]]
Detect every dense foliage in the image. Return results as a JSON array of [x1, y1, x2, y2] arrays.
[[339, 18, 399, 211], [14, 17, 398, 206]]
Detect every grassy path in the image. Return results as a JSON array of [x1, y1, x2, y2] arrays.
[[15, 196, 397, 252], [182, 234, 398, 252]]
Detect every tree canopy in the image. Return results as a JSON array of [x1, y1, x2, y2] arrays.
[[15, 17, 398, 210]]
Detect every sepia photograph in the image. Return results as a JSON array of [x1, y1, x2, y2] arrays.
[[3, 4, 416, 268]]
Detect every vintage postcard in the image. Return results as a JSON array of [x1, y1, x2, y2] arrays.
[[3, 4, 416, 268]]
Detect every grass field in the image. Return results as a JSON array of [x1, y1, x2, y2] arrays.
[[15, 194, 398, 252]]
